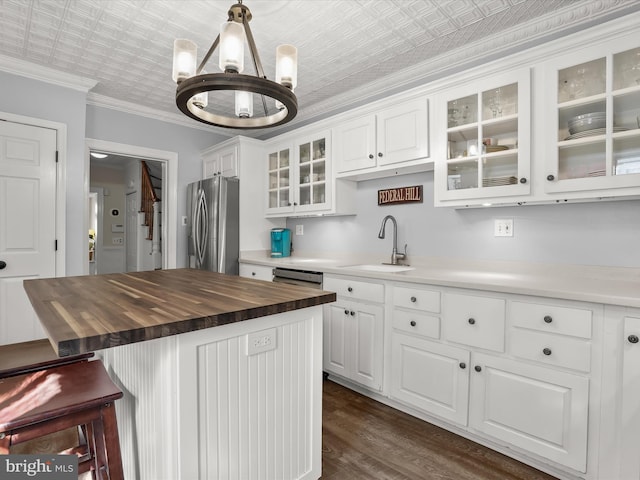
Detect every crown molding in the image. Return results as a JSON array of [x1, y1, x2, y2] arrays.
[[86, 92, 236, 136], [0, 53, 97, 92]]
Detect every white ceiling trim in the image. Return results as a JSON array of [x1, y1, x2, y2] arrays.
[[0, 52, 97, 92], [85, 92, 228, 135]]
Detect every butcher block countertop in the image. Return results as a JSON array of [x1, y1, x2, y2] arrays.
[[23, 268, 336, 357]]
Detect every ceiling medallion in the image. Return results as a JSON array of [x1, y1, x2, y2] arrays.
[[172, 1, 298, 129]]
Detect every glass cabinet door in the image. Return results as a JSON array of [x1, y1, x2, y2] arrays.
[[440, 69, 530, 204], [546, 45, 640, 192], [294, 133, 331, 213], [297, 137, 326, 207], [267, 146, 292, 210]]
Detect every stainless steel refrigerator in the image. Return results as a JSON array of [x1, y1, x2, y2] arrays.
[[187, 176, 239, 274]]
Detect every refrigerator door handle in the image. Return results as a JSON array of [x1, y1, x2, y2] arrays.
[[191, 189, 200, 266], [198, 189, 209, 267]]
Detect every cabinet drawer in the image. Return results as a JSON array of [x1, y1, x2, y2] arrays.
[[392, 310, 440, 339], [443, 293, 506, 352], [511, 301, 592, 339], [511, 329, 591, 372], [393, 285, 440, 313], [239, 263, 273, 281], [323, 276, 384, 303]]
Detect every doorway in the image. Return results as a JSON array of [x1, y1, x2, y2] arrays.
[[89, 153, 164, 274], [84, 139, 178, 275]]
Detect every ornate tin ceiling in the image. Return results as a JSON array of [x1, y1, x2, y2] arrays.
[[0, 0, 638, 138]]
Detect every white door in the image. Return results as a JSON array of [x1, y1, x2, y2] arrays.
[[350, 301, 384, 391], [125, 191, 138, 272], [391, 333, 470, 426], [323, 303, 349, 377], [469, 353, 589, 472], [0, 121, 57, 344], [333, 114, 376, 173]]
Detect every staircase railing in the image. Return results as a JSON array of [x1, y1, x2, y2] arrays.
[[141, 161, 159, 240]]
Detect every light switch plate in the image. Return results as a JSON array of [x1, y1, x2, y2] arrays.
[[295, 224, 304, 235], [494, 219, 514, 237]]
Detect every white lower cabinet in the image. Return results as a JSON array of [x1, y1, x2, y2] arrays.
[[324, 300, 384, 390], [469, 353, 589, 473], [385, 283, 597, 477], [391, 333, 469, 425], [617, 315, 640, 479], [238, 262, 273, 281]]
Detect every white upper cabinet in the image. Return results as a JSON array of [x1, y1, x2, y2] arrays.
[[542, 38, 640, 197], [434, 69, 531, 206], [265, 140, 295, 216], [265, 130, 355, 217], [202, 141, 238, 178], [333, 96, 430, 180]]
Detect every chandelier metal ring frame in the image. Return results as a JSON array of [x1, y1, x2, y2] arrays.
[[173, 1, 298, 129], [176, 73, 298, 129]]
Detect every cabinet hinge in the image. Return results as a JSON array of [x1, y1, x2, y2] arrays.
[[55, 240, 58, 251], [55, 151, 59, 163]]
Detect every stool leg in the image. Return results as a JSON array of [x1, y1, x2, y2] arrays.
[[101, 403, 124, 480], [0, 433, 10, 454], [91, 418, 108, 479]]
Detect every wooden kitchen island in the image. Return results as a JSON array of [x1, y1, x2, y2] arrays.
[[24, 268, 335, 480]]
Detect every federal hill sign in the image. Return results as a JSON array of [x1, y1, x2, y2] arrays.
[[378, 185, 423, 206]]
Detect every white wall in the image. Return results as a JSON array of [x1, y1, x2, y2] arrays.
[[0, 71, 88, 275], [286, 171, 640, 268], [0, 68, 229, 274]]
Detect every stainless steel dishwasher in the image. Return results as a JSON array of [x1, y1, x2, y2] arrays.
[[272, 267, 323, 289]]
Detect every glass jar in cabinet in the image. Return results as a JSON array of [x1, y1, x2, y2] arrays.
[[434, 69, 531, 206], [544, 45, 640, 195]]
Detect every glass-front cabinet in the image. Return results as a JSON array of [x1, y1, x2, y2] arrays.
[[266, 143, 293, 215], [295, 136, 330, 213], [434, 69, 531, 205], [544, 45, 640, 194], [265, 131, 332, 217]]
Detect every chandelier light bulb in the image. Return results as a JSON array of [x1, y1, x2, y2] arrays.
[[192, 91, 208, 109], [172, 39, 197, 83], [219, 21, 245, 73], [276, 44, 298, 89], [235, 90, 254, 118]]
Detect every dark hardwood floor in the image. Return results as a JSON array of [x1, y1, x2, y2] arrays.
[[322, 379, 558, 480]]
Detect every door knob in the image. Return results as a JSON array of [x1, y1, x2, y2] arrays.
[[0, 261, 6, 270], [629, 335, 639, 344]]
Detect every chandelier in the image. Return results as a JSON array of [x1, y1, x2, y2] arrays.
[[172, 1, 298, 129]]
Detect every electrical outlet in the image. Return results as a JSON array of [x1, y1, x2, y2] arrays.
[[494, 219, 514, 237], [181, 216, 188, 226], [295, 224, 304, 235], [247, 328, 277, 355]]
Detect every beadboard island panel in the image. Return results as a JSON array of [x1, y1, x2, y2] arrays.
[[23, 268, 335, 356]]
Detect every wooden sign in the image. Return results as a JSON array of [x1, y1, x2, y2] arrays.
[[378, 185, 423, 205]]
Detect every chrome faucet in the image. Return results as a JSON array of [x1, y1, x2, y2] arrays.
[[378, 215, 407, 265]]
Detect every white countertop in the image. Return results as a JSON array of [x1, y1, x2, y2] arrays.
[[239, 251, 640, 308]]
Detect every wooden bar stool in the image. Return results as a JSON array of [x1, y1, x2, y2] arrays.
[[0, 339, 94, 379], [0, 358, 124, 480]]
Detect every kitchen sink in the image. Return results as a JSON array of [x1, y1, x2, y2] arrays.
[[340, 264, 415, 273]]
